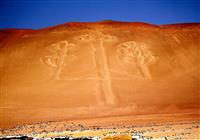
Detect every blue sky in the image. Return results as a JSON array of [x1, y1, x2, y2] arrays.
[[0, 0, 199, 29]]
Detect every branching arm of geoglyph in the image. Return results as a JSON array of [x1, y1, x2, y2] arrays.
[[117, 41, 159, 79], [42, 41, 76, 80], [117, 41, 157, 65]]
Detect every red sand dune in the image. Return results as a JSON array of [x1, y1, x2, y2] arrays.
[[0, 21, 199, 129]]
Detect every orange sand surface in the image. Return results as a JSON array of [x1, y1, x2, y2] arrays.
[[0, 21, 199, 139]]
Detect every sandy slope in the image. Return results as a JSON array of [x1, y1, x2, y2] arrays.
[[0, 21, 199, 129]]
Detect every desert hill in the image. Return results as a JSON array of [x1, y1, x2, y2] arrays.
[[0, 21, 199, 129]]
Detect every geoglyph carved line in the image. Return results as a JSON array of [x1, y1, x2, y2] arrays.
[[117, 41, 158, 79], [75, 34, 105, 105], [75, 34, 95, 42], [75, 32, 118, 105], [101, 34, 118, 42], [94, 31, 118, 105], [173, 35, 181, 44], [94, 31, 118, 42], [41, 32, 118, 105], [42, 41, 76, 80]]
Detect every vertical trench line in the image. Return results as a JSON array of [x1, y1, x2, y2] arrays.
[[91, 42, 105, 105], [137, 45, 152, 79], [53, 42, 68, 80], [98, 38, 116, 105], [139, 64, 152, 79]]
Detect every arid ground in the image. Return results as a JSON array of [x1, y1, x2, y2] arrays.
[[0, 21, 199, 139]]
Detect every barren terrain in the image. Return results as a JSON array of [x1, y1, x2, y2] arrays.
[[0, 21, 199, 139]]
